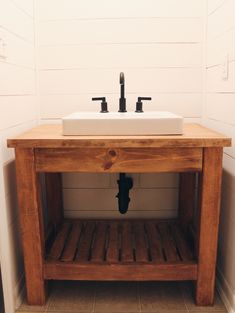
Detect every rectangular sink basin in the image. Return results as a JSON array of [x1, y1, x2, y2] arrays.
[[62, 111, 183, 136]]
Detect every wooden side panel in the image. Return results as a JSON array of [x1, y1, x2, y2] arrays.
[[45, 173, 64, 231], [35, 148, 203, 173], [196, 148, 223, 306], [178, 173, 196, 232], [15, 148, 46, 305]]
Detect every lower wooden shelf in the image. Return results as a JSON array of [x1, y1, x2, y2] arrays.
[[44, 219, 197, 281]]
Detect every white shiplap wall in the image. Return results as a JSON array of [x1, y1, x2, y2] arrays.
[[204, 0, 235, 311], [0, 1, 38, 312], [37, 0, 204, 219]]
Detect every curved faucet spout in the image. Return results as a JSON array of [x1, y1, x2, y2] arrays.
[[119, 72, 127, 112]]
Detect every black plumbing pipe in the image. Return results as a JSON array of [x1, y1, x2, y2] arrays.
[[116, 173, 133, 214]]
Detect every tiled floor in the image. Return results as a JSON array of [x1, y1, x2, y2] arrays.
[[16, 281, 227, 313]]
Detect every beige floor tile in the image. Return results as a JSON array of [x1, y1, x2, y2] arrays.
[[95, 282, 139, 312], [181, 282, 227, 312], [48, 281, 95, 312], [140, 281, 186, 311]]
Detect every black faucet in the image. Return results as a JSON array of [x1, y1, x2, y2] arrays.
[[116, 173, 133, 214], [119, 72, 127, 112]]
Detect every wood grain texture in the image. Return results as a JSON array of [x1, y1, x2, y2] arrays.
[[35, 147, 203, 173], [7, 123, 231, 148], [15, 148, 46, 305], [45, 173, 64, 231], [196, 148, 223, 306], [179, 172, 196, 232], [44, 262, 197, 281]]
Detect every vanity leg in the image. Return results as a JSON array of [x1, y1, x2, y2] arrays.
[[15, 148, 46, 305], [179, 172, 196, 232], [45, 173, 64, 232], [196, 148, 223, 305]]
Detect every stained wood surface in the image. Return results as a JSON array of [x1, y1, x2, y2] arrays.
[[15, 148, 46, 305], [47, 219, 194, 264], [35, 147, 202, 173], [7, 123, 231, 148], [45, 219, 197, 281], [196, 148, 223, 306], [45, 173, 64, 231], [44, 262, 197, 281], [179, 173, 196, 232]]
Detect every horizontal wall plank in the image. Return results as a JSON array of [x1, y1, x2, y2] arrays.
[[205, 93, 235, 126], [139, 173, 179, 188], [35, 148, 202, 173], [38, 0, 203, 20], [0, 28, 34, 69], [208, 0, 226, 15], [39, 68, 202, 95], [63, 188, 178, 212], [0, 0, 34, 42], [0, 96, 38, 130], [39, 93, 202, 119], [39, 43, 202, 69], [62, 173, 178, 189], [38, 19, 203, 46], [64, 209, 177, 219], [0, 63, 35, 95], [207, 28, 235, 67], [12, 0, 34, 17], [207, 62, 235, 93], [207, 0, 235, 39], [63, 173, 110, 189]]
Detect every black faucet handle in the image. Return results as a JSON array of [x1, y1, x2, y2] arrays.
[[92, 97, 109, 113], [135, 97, 152, 113]]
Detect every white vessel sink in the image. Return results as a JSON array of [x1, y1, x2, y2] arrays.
[[62, 111, 183, 136]]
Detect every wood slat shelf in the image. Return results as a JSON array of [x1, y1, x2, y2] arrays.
[[44, 219, 197, 281]]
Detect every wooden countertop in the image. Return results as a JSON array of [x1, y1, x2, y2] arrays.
[[7, 123, 231, 149]]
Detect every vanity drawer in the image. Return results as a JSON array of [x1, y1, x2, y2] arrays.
[[35, 147, 202, 173]]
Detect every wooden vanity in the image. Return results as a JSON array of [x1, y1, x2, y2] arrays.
[[7, 123, 231, 306]]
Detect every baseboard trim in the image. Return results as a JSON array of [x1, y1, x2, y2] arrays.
[[216, 267, 235, 313], [14, 274, 25, 310]]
